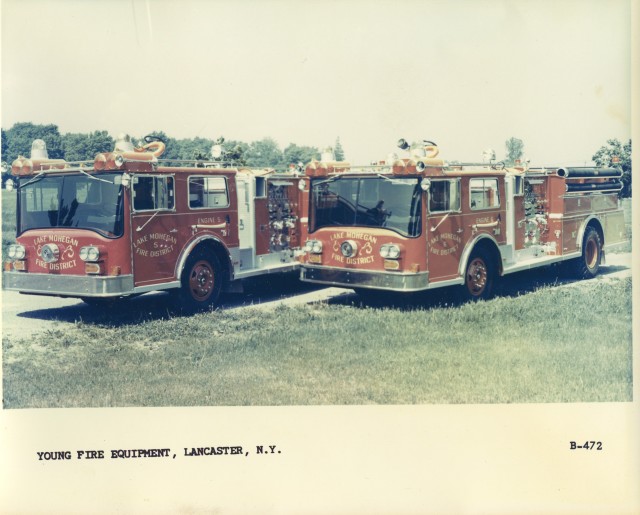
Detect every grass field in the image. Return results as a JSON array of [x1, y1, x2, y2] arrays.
[[1, 189, 634, 408], [2, 276, 632, 408]]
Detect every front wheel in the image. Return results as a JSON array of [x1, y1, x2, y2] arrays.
[[175, 252, 223, 312], [460, 248, 495, 301]]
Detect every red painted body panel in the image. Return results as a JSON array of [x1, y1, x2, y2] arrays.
[[132, 170, 239, 286], [16, 228, 133, 277]]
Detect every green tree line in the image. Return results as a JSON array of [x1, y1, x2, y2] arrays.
[[1, 124, 631, 197], [591, 138, 632, 198], [1, 123, 346, 184], [503, 136, 631, 198]]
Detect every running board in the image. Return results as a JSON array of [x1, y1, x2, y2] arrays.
[[501, 252, 581, 275]]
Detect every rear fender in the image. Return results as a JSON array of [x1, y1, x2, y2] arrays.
[[576, 215, 603, 249]]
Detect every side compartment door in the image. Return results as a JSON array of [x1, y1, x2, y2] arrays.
[[255, 176, 270, 255], [236, 174, 256, 270], [504, 174, 526, 257], [131, 174, 180, 285]]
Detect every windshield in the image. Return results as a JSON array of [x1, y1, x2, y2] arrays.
[[18, 172, 125, 237], [310, 176, 422, 237]]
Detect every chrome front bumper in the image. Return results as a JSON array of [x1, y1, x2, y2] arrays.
[[300, 265, 430, 292], [3, 271, 135, 298]]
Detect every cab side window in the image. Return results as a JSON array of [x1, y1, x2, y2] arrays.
[[429, 180, 460, 213], [133, 176, 174, 211], [469, 178, 500, 210], [189, 176, 229, 209]]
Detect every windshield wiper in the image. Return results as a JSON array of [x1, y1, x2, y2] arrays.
[[312, 176, 340, 187], [77, 169, 115, 184], [18, 172, 45, 189], [376, 174, 414, 185]]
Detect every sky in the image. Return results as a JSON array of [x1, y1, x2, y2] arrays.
[[1, 0, 634, 167]]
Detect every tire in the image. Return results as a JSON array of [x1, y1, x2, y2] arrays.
[[175, 251, 223, 312], [566, 226, 602, 279], [461, 248, 495, 301]]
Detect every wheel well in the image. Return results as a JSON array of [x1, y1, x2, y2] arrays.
[[469, 238, 502, 275], [584, 219, 604, 247], [182, 239, 232, 286]]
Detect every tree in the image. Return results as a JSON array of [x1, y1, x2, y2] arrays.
[[592, 138, 632, 198], [334, 137, 345, 161], [226, 141, 248, 165], [244, 138, 283, 169], [283, 143, 319, 168], [3, 122, 64, 163], [504, 137, 524, 166], [1, 129, 9, 187], [204, 137, 248, 165], [176, 136, 215, 161], [1, 128, 7, 160], [218, 139, 248, 165], [62, 131, 114, 162]]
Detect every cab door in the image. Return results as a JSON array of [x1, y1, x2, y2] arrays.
[[464, 176, 507, 245], [131, 174, 180, 286], [426, 178, 464, 282]]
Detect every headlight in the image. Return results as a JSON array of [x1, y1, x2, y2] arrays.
[[305, 240, 323, 254], [380, 244, 401, 259], [79, 246, 100, 262], [8, 244, 26, 260]]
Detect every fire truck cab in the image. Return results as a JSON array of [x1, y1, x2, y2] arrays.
[[300, 139, 627, 299], [4, 136, 308, 310]]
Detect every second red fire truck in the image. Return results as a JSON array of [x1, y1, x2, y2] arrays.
[[299, 139, 627, 299]]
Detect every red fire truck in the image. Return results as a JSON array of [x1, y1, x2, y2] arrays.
[[300, 139, 627, 299], [4, 136, 309, 310]]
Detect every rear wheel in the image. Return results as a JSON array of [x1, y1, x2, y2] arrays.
[[461, 248, 495, 301], [175, 251, 223, 311], [566, 226, 602, 279]]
